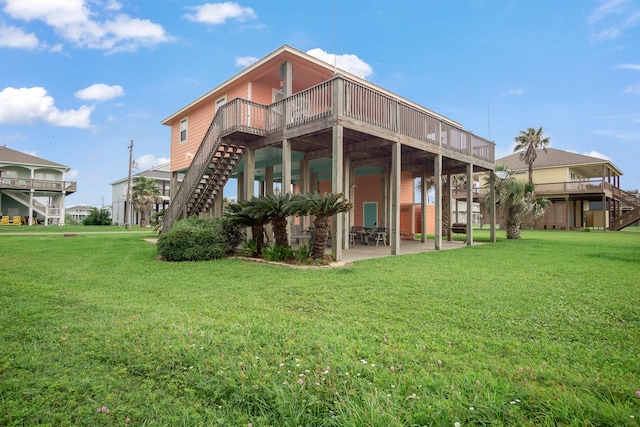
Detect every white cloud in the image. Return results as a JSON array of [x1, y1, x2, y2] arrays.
[[66, 169, 79, 180], [235, 56, 258, 67], [0, 87, 93, 128], [184, 2, 256, 25], [136, 154, 170, 171], [75, 84, 124, 101], [624, 83, 640, 94], [306, 48, 373, 79], [588, 0, 640, 41], [0, 24, 39, 49], [584, 150, 611, 160], [500, 88, 525, 96], [615, 63, 640, 71], [2, 0, 170, 52]]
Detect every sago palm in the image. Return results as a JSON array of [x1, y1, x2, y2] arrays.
[[245, 193, 292, 248], [288, 192, 354, 260], [224, 199, 268, 254]]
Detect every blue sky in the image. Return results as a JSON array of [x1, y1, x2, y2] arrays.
[[1, 0, 639, 206]]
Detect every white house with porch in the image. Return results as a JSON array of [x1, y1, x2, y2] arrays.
[[0, 145, 76, 225]]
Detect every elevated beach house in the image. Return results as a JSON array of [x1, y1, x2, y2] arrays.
[[161, 45, 496, 260], [497, 148, 639, 230], [0, 145, 76, 225]]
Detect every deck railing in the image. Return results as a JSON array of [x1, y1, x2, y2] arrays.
[[0, 178, 76, 192], [164, 99, 266, 230], [340, 78, 494, 163]]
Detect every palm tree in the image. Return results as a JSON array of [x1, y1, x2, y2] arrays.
[[224, 199, 268, 254], [288, 192, 354, 260], [131, 176, 163, 227], [245, 193, 293, 248], [481, 176, 549, 239], [513, 127, 550, 185]]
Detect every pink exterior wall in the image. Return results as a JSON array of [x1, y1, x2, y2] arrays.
[[166, 51, 336, 174]]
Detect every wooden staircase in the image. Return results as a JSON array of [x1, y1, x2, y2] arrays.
[[161, 106, 249, 233], [610, 187, 640, 231]]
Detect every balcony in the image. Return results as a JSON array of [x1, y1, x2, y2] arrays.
[[0, 178, 77, 194]]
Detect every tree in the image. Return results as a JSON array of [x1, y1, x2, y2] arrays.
[[245, 193, 293, 248], [288, 192, 354, 260], [481, 175, 549, 239], [131, 176, 163, 228], [513, 127, 550, 185], [224, 199, 269, 254]]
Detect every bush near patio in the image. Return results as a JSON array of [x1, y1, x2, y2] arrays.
[[1, 230, 639, 425], [157, 215, 242, 261]]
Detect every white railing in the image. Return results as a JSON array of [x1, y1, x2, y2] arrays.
[[0, 178, 76, 192]]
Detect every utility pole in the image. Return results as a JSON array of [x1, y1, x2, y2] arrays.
[[124, 140, 133, 230]]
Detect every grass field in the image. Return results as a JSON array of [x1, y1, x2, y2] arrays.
[[1, 229, 639, 426]]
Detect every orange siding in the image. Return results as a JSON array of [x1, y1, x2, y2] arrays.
[[413, 204, 435, 235], [400, 172, 415, 204]]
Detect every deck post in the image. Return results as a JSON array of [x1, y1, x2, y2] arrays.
[[299, 157, 309, 229], [265, 166, 274, 196], [237, 172, 245, 202], [434, 154, 442, 250], [282, 139, 291, 194], [490, 171, 496, 243], [420, 170, 427, 244], [466, 163, 473, 246], [244, 148, 255, 201], [342, 153, 351, 250], [332, 124, 344, 261], [446, 174, 452, 242], [390, 141, 401, 255]]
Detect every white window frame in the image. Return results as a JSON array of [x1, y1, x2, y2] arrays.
[[215, 96, 226, 113], [179, 117, 188, 143]]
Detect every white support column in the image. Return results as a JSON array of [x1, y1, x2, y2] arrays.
[[490, 171, 496, 243], [390, 141, 401, 255], [29, 189, 34, 226], [466, 163, 473, 246], [434, 154, 442, 250], [332, 125, 344, 261]]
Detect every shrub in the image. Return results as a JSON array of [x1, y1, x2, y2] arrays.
[[83, 208, 112, 226], [262, 243, 294, 262], [157, 216, 241, 262]]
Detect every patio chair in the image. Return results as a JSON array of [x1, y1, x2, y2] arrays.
[[369, 227, 387, 246], [10, 215, 22, 225], [1, 216, 9, 225], [350, 225, 364, 246]]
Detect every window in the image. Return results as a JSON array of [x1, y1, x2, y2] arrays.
[[215, 96, 226, 113], [180, 117, 188, 142]]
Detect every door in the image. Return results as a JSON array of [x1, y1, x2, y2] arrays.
[[363, 202, 377, 228]]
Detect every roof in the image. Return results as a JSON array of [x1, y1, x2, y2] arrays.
[[110, 162, 171, 185], [161, 45, 462, 128], [496, 147, 622, 176], [0, 145, 70, 170]]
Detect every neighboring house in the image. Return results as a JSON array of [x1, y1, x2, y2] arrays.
[[496, 148, 640, 230], [66, 204, 95, 224], [0, 145, 76, 225], [110, 162, 172, 226], [161, 45, 496, 260]]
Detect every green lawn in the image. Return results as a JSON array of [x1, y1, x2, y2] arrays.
[[1, 230, 639, 426]]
